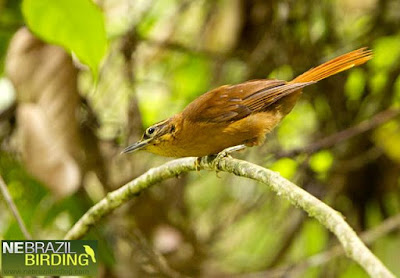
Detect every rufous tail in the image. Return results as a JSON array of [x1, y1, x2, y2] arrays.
[[290, 48, 372, 83]]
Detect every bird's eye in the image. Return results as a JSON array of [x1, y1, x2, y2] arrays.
[[146, 127, 156, 137]]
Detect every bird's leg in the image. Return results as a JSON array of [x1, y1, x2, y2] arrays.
[[195, 157, 202, 171]]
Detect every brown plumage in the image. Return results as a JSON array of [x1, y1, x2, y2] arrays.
[[123, 48, 372, 157]]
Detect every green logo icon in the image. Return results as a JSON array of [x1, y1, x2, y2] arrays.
[[83, 245, 96, 263]]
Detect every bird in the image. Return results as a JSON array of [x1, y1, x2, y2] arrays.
[[123, 48, 372, 158], [83, 245, 96, 263]]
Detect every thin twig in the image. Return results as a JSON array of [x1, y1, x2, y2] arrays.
[[137, 35, 225, 60], [276, 108, 400, 158], [64, 156, 395, 278], [0, 174, 32, 239]]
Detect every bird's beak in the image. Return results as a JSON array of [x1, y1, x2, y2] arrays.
[[121, 139, 151, 154]]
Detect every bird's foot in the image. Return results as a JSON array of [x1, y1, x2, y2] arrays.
[[212, 145, 246, 169], [217, 145, 246, 159], [196, 145, 246, 173]]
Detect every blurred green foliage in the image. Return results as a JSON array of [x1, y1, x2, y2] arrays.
[[269, 158, 298, 180], [277, 102, 318, 150], [374, 121, 400, 163], [0, 152, 47, 239], [22, 0, 108, 75], [0, 0, 23, 74], [309, 150, 334, 175], [345, 68, 366, 102], [372, 36, 400, 72]]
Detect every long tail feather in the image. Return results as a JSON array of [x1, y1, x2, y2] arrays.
[[290, 48, 372, 83]]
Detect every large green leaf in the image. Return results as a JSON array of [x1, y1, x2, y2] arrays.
[[22, 0, 108, 75]]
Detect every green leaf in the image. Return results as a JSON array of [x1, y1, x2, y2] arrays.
[[303, 219, 328, 255], [373, 121, 400, 163], [392, 75, 400, 107], [345, 68, 366, 101], [369, 72, 387, 95], [309, 150, 333, 173], [269, 158, 298, 180], [22, 0, 108, 76], [371, 36, 400, 71]]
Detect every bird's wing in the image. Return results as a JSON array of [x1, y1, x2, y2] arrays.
[[183, 79, 314, 123]]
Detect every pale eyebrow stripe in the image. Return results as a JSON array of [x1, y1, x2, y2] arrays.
[[153, 119, 169, 128]]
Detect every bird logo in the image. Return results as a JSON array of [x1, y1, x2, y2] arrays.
[[83, 245, 96, 263]]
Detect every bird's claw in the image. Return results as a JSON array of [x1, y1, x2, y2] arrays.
[[219, 145, 246, 157], [213, 145, 246, 169], [195, 145, 246, 173]]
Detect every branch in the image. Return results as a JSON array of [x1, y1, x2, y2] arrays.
[[0, 174, 32, 239], [64, 156, 395, 278]]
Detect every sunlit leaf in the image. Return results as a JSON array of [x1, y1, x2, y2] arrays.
[[269, 158, 298, 180], [373, 121, 400, 163], [369, 72, 387, 95], [303, 220, 328, 255], [371, 36, 400, 71], [393, 75, 400, 107], [309, 150, 333, 173], [22, 0, 108, 75], [345, 68, 366, 101]]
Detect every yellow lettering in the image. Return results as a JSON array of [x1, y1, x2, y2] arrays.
[[51, 254, 62, 265], [67, 254, 77, 265], [79, 254, 89, 266], [25, 254, 35, 266], [40, 254, 50, 266]]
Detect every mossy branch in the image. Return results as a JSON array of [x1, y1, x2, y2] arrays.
[[64, 156, 395, 278]]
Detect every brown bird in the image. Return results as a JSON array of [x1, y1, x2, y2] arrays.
[[123, 48, 372, 157]]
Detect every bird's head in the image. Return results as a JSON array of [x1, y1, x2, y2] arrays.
[[122, 117, 178, 155]]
